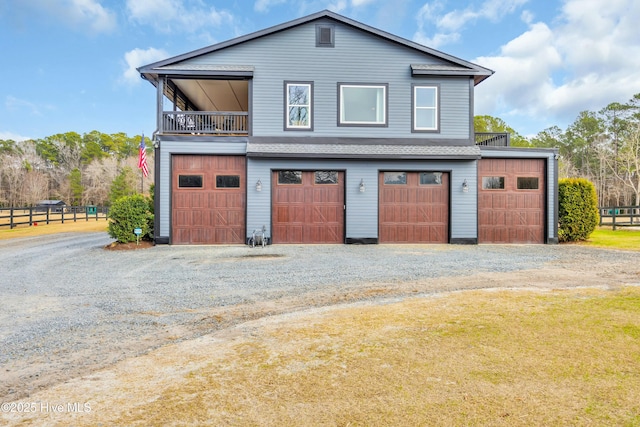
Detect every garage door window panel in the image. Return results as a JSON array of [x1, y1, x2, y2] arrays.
[[420, 172, 443, 185], [216, 175, 240, 188], [384, 172, 407, 185], [278, 171, 303, 184], [315, 171, 339, 184], [517, 177, 539, 190], [482, 176, 505, 190], [178, 175, 203, 188]]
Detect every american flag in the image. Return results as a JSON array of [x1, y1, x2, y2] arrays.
[[138, 134, 149, 178]]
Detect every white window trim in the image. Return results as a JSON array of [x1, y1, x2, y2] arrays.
[[413, 85, 439, 132], [338, 83, 388, 126], [285, 82, 312, 130]]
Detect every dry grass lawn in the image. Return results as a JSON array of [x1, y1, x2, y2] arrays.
[[5, 286, 640, 426], [2, 222, 639, 425], [0, 220, 107, 240]]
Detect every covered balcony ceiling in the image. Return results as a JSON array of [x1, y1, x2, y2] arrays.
[[169, 79, 249, 112]]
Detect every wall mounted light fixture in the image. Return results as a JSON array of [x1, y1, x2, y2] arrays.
[[462, 179, 469, 193], [256, 179, 262, 192], [359, 179, 366, 193]]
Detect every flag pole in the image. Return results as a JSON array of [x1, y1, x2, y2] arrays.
[[140, 133, 144, 194], [138, 132, 149, 194]]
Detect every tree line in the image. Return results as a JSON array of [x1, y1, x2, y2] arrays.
[[476, 93, 640, 206], [0, 131, 152, 207], [2, 93, 640, 208]]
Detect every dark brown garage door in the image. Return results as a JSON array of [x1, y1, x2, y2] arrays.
[[478, 158, 545, 243], [172, 155, 245, 244], [272, 170, 344, 244], [379, 171, 449, 243]]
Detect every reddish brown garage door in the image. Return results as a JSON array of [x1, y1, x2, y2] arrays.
[[379, 171, 449, 243], [478, 158, 545, 244], [172, 155, 245, 244], [272, 170, 344, 244]]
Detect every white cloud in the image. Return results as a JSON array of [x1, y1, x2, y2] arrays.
[[5, 96, 46, 116], [476, 0, 529, 23], [254, 0, 288, 13], [351, 0, 377, 6], [126, 0, 233, 35], [413, 30, 460, 48], [327, 0, 348, 13], [474, 0, 640, 134], [0, 131, 32, 142], [414, 0, 528, 48], [19, 0, 116, 33], [70, 0, 116, 32], [121, 48, 170, 86]]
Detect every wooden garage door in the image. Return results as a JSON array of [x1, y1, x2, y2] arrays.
[[272, 170, 344, 244], [379, 171, 449, 243], [478, 158, 545, 244], [172, 155, 245, 244]]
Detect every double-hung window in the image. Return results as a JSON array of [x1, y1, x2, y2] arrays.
[[338, 83, 387, 126], [285, 82, 312, 130], [413, 85, 439, 132]]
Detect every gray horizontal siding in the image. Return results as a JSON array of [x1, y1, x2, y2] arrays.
[[247, 158, 478, 241], [183, 19, 471, 140]]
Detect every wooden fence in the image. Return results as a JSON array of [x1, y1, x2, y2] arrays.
[[0, 206, 109, 229], [599, 206, 639, 230]]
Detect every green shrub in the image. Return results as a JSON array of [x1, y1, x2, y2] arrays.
[[558, 178, 599, 242], [108, 194, 154, 243]]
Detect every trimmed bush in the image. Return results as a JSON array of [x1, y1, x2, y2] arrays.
[[558, 178, 599, 242], [108, 194, 154, 243]]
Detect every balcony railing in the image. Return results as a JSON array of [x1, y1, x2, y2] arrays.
[[475, 132, 510, 147], [162, 111, 248, 135]]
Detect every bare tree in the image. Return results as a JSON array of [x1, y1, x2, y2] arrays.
[[22, 171, 50, 205], [1, 154, 25, 206], [607, 124, 640, 205], [83, 157, 120, 205]]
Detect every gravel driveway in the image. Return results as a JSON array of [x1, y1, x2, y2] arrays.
[[1, 232, 639, 400]]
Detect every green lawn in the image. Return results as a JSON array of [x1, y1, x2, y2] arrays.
[[582, 227, 640, 250]]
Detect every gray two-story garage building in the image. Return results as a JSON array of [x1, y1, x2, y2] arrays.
[[138, 10, 558, 245]]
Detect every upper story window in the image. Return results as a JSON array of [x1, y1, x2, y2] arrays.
[[338, 83, 388, 127], [412, 85, 439, 132], [285, 82, 313, 130]]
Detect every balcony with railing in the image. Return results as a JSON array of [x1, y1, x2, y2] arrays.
[[162, 111, 248, 135], [475, 132, 510, 147], [157, 76, 250, 136]]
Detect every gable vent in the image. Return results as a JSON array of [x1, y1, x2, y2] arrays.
[[316, 24, 335, 47]]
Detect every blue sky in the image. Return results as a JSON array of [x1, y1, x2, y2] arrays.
[[2, 0, 639, 142]]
